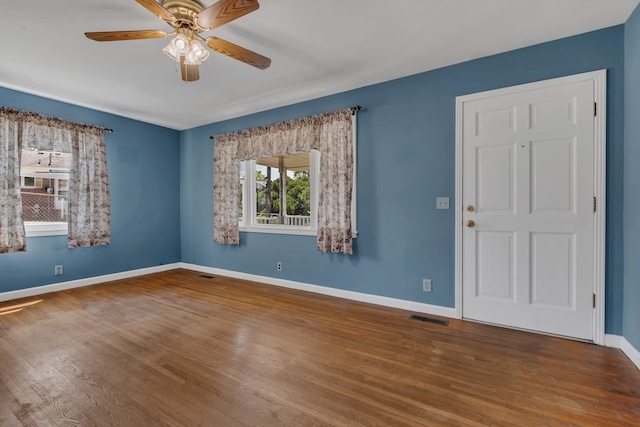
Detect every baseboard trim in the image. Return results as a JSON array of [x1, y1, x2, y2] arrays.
[[604, 334, 640, 371], [620, 337, 640, 371], [604, 334, 623, 348], [178, 263, 457, 319], [0, 263, 181, 303], [6, 262, 635, 368]]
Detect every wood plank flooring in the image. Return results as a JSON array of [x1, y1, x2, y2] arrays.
[[1, 269, 639, 426]]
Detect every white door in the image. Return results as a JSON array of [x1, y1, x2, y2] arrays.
[[460, 76, 597, 341]]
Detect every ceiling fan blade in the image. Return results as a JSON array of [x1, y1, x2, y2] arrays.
[[206, 36, 271, 70], [196, 0, 259, 30], [85, 30, 168, 42], [180, 57, 200, 82], [135, 0, 175, 22]]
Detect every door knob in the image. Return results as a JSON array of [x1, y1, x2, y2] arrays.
[[465, 220, 475, 228]]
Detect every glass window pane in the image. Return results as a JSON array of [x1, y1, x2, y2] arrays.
[[20, 148, 71, 224], [255, 159, 280, 224], [255, 153, 311, 227]]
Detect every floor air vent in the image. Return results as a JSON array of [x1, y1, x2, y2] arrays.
[[199, 275, 216, 279], [409, 314, 449, 326]]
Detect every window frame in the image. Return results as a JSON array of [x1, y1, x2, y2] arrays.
[[239, 150, 320, 236]]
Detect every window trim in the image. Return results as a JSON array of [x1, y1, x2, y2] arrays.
[[240, 150, 319, 235], [25, 222, 68, 237]]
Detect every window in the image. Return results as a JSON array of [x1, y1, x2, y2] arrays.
[[239, 151, 319, 235], [214, 107, 357, 252], [20, 148, 71, 236], [0, 106, 110, 252]]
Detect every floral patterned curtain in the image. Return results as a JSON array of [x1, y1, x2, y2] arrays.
[[68, 127, 111, 248], [213, 133, 240, 244], [22, 112, 76, 152], [0, 108, 26, 253], [213, 108, 354, 254], [316, 110, 354, 254], [0, 106, 110, 251]]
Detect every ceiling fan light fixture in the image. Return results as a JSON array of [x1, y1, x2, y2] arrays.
[[164, 35, 210, 66], [162, 44, 179, 61], [172, 34, 190, 55], [187, 39, 209, 64], [163, 34, 191, 61], [184, 52, 200, 66]]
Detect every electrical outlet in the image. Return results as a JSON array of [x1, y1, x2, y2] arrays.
[[54, 265, 63, 276], [277, 262, 282, 271], [422, 279, 432, 292], [436, 197, 450, 209]]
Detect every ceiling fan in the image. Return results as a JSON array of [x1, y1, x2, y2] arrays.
[[85, 0, 271, 82]]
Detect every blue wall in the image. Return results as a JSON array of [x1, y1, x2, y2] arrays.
[[1, 24, 633, 340], [624, 7, 640, 349], [0, 87, 181, 292], [181, 26, 626, 334]]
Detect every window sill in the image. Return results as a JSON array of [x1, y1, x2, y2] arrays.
[[240, 226, 317, 236], [239, 226, 358, 238], [25, 222, 68, 237]]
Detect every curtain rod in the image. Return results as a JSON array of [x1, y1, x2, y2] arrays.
[[208, 105, 362, 140], [2, 105, 114, 133]]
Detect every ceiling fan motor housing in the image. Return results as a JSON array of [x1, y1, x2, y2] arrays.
[[162, 0, 207, 32]]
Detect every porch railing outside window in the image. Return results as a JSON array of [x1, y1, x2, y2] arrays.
[[255, 214, 311, 226], [21, 192, 68, 223]]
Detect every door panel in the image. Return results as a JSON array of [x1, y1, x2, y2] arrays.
[[531, 138, 574, 213], [531, 98, 576, 128], [530, 232, 574, 308], [476, 232, 515, 300], [477, 145, 514, 213], [476, 107, 516, 135], [461, 79, 594, 340]]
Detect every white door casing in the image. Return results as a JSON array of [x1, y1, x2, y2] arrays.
[[455, 71, 606, 344]]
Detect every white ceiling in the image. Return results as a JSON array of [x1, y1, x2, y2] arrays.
[[1, 0, 638, 130]]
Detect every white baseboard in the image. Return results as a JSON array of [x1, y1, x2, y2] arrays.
[[0, 263, 181, 303], [5, 262, 637, 371], [604, 334, 640, 371], [621, 337, 640, 371], [1, 262, 456, 319], [604, 334, 623, 348], [178, 263, 457, 319]]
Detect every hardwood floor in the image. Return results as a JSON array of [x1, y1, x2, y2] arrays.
[[1, 269, 639, 426]]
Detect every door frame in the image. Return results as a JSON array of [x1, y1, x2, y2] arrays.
[[454, 70, 607, 345]]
